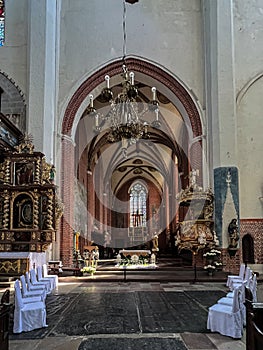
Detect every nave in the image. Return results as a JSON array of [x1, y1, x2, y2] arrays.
[[2, 261, 262, 350]]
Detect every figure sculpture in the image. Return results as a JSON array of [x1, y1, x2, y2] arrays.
[[228, 218, 239, 249]]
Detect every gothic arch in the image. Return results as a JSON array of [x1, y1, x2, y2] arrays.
[[62, 58, 202, 138], [60, 58, 204, 264], [0, 71, 26, 132], [242, 233, 255, 264]]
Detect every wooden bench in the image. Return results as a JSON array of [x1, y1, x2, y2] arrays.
[[0, 289, 11, 350], [245, 287, 263, 350], [61, 266, 82, 276]]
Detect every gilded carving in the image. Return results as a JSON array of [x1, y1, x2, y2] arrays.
[[176, 170, 216, 253], [0, 135, 63, 256]]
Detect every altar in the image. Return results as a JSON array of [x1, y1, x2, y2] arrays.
[[0, 252, 46, 275], [119, 249, 151, 257]]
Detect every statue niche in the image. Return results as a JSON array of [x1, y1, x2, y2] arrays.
[[13, 194, 33, 229]]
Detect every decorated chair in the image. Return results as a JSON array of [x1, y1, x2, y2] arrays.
[[25, 271, 48, 295], [226, 263, 246, 288], [20, 275, 46, 301], [43, 263, 59, 289], [13, 279, 47, 333], [217, 282, 246, 326], [207, 286, 243, 338], [14, 280, 42, 305], [36, 266, 56, 291], [29, 269, 51, 294], [228, 266, 252, 291], [249, 273, 258, 302]]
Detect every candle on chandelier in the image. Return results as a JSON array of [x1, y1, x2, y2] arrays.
[[95, 114, 99, 127], [155, 109, 159, 121], [151, 87, 156, 101], [89, 94, 94, 108], [105, 75, 110, 89], [129, 72, 135, 85]]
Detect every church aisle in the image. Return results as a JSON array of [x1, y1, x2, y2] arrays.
[[8, 280, 250, 350]]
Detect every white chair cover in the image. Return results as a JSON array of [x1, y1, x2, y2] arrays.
[[217, 283, 246, 326], [13, 279, 47, 333], [37, 265, 56, 291], [249, 273, 257, 302], [207, 287, 243, 338], [29, 269, 51, 294], [20, 275, 46, 301], [14, 280, 42, 304], [226, 264, 246, 287], [43, 263, 59, 289], [229, 267, 252, 291], [25, 271, 47, 294]]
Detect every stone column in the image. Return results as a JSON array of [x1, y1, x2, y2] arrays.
[[202, 0, 239, 247], [27, 0, 60, 163], [202, 0, 237, 169]]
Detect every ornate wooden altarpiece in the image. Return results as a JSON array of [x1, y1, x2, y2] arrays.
[[0, 133, 63, 274]]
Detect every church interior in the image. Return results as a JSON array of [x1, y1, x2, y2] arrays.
[[0, 0, 263, 349]]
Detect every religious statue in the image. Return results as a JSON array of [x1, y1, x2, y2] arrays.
[[228, 218, 239, 249], [152, 234, 159, 252]]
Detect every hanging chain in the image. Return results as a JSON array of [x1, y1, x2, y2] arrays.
[[122, 0, 127, 62]]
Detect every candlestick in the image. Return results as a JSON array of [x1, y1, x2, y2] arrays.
[[89, 94, 94, 108], [151, 87, 156, 100], [129, 72, 134, 85], [105, 75, 110, 88]]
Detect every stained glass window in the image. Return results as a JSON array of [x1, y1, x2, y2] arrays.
[[0, 0, 5, 47], [129, 182, 147, 227]]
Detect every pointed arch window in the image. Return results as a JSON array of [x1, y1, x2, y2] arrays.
[[0, 0, 5, 47], [129, 182, 147, 227]]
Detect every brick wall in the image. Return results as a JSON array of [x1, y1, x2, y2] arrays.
[[60, 136, 75, 266], [240, 218, 263, 264]]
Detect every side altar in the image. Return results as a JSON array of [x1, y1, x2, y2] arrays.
[[0, 135, 63, 275], [0, 252, 46, 275]]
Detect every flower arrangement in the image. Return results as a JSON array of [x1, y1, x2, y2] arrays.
[[81, 266, 96, 275], [203, 249, 221, 258], [116, 254, 156, 269], [203, 248, 222, 275], [204, 264, 216, 270]]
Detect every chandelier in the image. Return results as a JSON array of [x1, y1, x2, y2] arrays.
[[85, 0, 161, 158]]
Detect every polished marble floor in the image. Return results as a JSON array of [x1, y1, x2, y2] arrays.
[[6, 279, 255, 350]]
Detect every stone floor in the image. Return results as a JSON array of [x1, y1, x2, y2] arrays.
[[6, 278, 258, 350], [2, 260, 262, 350]]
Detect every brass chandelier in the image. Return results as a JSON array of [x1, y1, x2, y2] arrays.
[[86, 0, 161, 158]]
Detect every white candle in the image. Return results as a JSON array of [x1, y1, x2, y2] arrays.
[[152, 87, 156, 100], [155, 109, 159, 121], [105, 75, 110, 89], [89, 94, 94, 108], [95, 114, 99, 127], [129, 72, 135, 85]]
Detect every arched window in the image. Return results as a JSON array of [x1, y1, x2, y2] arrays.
[[0, 1, 5, 47], [129, 182, 147, 227]]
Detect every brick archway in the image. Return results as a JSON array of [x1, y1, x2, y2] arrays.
[[62, 58, 202, 138], [60, 58, 203, 265]]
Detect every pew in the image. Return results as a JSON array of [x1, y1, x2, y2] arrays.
[[245, 287, 263, 350], [0, 289, 11, 350]]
